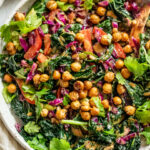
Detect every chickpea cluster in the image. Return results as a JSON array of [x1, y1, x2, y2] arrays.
[[67, 80, 101, 121], [33, 74, 50, 85]]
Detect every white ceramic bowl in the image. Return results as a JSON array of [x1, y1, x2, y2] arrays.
[[0, 1, 150, 150]]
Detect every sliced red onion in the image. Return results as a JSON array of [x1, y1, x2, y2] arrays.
[[19, 37, 29, 52], [111, 107, 118, 114], [116, 137, 126, 145], [99, 93, 104, 101], [98, 0, 109, 7], [103, 62, 109, 71], [15, 123, 21, 132], [124, 2, 132, 11], [26, 63, 37, 83], [61, 88, 69, 96], [75, 0, 82, 7], [112, 22, 118, 28], [105, 56, 115, 70], [64, 24, 71, 32], [21, 60, 28, 67], [66, 41, 78, 49], [131, 2, 138, 12], [49, 98, 63, 106], [38, 27, 44, 38], [112, 49, 118, 58], [43, 20, 54, 26], [48, 111, 55, 118]]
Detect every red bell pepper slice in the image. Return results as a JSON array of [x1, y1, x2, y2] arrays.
[[68, 12, 76, 24], [16, 79, 35, 104], [56, 87, 61, 98], [48, 9, 60, 21], [80, 28, 93, 52], [24, 29, 42, 60], [44, 34, 51, 55], [93, 27, 106, 39], [114, 43, 126, 59]]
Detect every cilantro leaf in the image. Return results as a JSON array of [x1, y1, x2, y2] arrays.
[[91, 97, 105, 117], [63, 94, 70, 106], [24, 121, 41, 134], [49, 138, 71, 150], [124, 56, 148, 79], [116, 72, 126, 85]]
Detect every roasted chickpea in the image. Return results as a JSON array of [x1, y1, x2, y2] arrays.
[[71, 101, 81, 110], [14, 12, 25, 21], [53, 70, 61, 80], [79, 90, 88, 99], [46, 1, 57, 11], [112, 28, 118, 33], [3, 74, 13, 83], [124, 105, 136, 116], [107, 10, 117, 19], [40, 74, 49, 82], [146, 40, 150, 50], [81, 101, 90, 111], [104, 72, 115, 83], [51, 118, 59, 124], [69, 91, 79, 101], [121, 68, 131, 79], [40, 108, 48, 117], [90, 14, 100, 24], [132, 20, 137, 26], [112, 32, 122, 42], [7, 84, 17, 94], [73, 81, 84, 91], [6, 42, 16, 55], [103, 83, 112, 94], [62, 71, 72, 81], [123, 45, 132, 53], [84, 81, 93, 90], [72, 53, 79, 61], [60, 80, 69, 88], [117, 84, 126, 95], [27, 112, 32, 117], [101, 35, 111, 46], [115, 59, 124, 69], [89, 98, 96, 107], [89, 87, 99, 97], [75, 33, 84, 43], [97, 7, 106, 16], [113, 96, 122, 105], [91, 107, 100, 116], [121, 32, 129, 42], [101, 99, 109, 109], [80, 111, 91, 121], [56, 109, 67, 120], [69, 0, 75, 3], [71, 62, 81, 72], [33, 74, 41, 85]]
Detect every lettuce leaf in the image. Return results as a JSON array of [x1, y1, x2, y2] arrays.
[[24, 121, 41, 134], [49, 138, 71, 150], [91, 97, 105, 117], [27, 134, 48, 150], [124, 56, 148, 79], [56, 1, 74, 11], [136, 101, 150, 124], [141, 127, 150, 144], [0, 8, 42, 42], [84, 0, 94, 10]]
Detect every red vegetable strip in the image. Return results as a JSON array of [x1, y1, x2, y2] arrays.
[[44, 34, 51, 55], [114, 43, 126, 59]]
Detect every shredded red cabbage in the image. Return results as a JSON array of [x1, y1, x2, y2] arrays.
[[99, 93, 104, 101], [105, 56, 116, 70], [61, 88, 69, 96], [98, 0, 109, 7], [64, 24, 71, 32], [112, 22, 118, 28], [28, 31, 36, 46], [26, 63, 37, 83], [75, 0, 82, 7], [49, 98, 63, 106], [19, 37, 29, 52], [48, 111, 55, 118], [66, 41, 78, 48], [15, 123, 21, 132], [111, 107, 118, 114], [51, 22, 61, 33], [38, 27, 44, 38], [43, 20, 54, 26], [19, 94, 25, 102], [116, 133, 137, 145], [57, 12, 66, 24], [91, 117, 98, 123]]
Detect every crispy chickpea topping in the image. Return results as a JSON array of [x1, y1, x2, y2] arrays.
[[80, 111, 91, 121], [124, 106, 136, 116], [7, 84, 17, 94], [89, 87, 99, 97], [75, 33, 84, 42], [117, 84, 126, 95], [103, 83, 112, 94], [53, 70, 61, 80], [90, 14, 100, 24], [41, 109, 48, 117], [101, 99, 110, 109], [84, 81, 93, 90], [71, 62, 82, 72], [121, 68, 131, 79], [69, 91, 79, 101], [40, 74, 49, 82], [3, 74, 13, 83], [115, 59, 124, 69], [56, 109, 67, 120], [104, 72, 115, 83], [46, 1, 57, 10], [73, 81, 84, 91], [113, 96, 122, 105], [33, 74, 41, 85], [71, 101, 81, 110], [62, 71, 72, 81], [97, 7, 106, 16]]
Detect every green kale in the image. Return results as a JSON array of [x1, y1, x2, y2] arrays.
[[14, 68, 29, 79], [27, 134, 48, 150], [109, 0, 131, 20], [97, 19, 112, 34], [24, 121, 41, 135], [44, 92, 56, 101], [70, 24, 82, 33], [49, 138, 71, 150]]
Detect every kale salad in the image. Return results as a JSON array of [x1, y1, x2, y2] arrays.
[[0, 0, 150, 149]]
